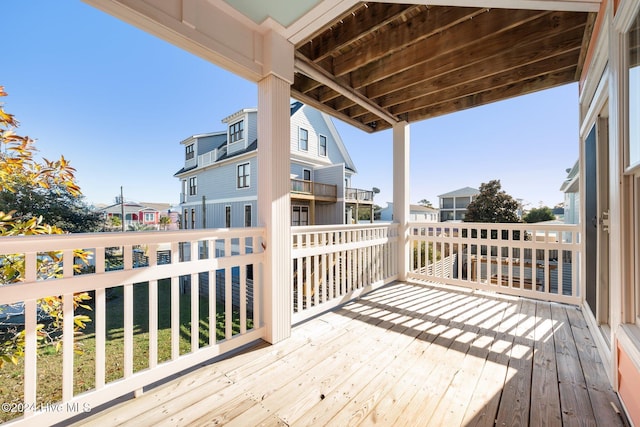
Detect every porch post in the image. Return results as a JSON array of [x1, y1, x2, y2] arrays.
[[257, 31, 293, 344], [393, 121, 410, 280]]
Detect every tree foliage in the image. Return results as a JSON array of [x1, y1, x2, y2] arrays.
[[523, 206, 555, 223], [0, 86, 91, 368], [464, 180, 520, 223], [418, 199, 433, 208], [0, 182, 102, 233]]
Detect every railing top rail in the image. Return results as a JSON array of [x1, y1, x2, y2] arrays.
[[408, 221, 580, 231], [293, 223, 398, 233], [0, 227, 266, 254]]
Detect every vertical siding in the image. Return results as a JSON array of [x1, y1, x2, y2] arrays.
[[186, 200, 257, 229], [314, 164, 345, 224]]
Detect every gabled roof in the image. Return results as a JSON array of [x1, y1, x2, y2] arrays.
[[291, 103, 358, 173], [438, 187, 480, 198]]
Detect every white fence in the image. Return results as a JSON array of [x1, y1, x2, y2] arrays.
[[408, 222, 581, 305], [291, 224, 399, 323], [0, 228, 264, 425]]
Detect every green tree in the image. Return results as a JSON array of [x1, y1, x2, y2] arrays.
[[464, 180, 520, 223], [418, 199, 433, 208], [0, 182, 102, 233], [523, 206, 555, 223], [0, 86, 90, 368]]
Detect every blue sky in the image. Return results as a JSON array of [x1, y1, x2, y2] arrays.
[[3, 1, 578, 209]]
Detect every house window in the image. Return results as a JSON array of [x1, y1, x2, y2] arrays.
[[189, 176, 197, 196], [225, 206, 231, 228], [299, 128, 308, 151], [303, 169, 311, 181], [185, 144, 194, 160], [244, 205, 252, 227], [183, 209, 188, 229], [292, 206, 309, 226], [237, 162, 250, 188], [144, 212, 155, 222], [230, 120, 244, 143], [319, 135, 327, 156], [628, 12, 640, 169], [191, 209, 196, 229]]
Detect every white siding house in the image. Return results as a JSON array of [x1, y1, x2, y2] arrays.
[[379, 202, 438, 222], [175, 102, 373, 228], [561, 160, 580, 225]]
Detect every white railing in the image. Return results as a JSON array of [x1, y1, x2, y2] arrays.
[[291, 224, 399, 323], [408, 222, 581, 305], [0, 228, 265, 426], [197, 149, 218, 168]]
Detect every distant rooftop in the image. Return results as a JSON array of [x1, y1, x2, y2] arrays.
[[438, 187, 480, 198]]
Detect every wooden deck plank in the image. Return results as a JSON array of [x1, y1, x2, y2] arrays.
[[425, 298, 513, 427], [72, 282, 627, 427], [390, 292, 498, 425], [494, 298, 536, 427], [551, 303, 597, 426], [529, 301, 562, 426], [188, 284, 429, 426], [288, 290, 452, 426], [565, 306, 625, 427], [461, 299, 522, 427]]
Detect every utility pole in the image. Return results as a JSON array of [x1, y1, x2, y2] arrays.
[[120, 186, 125, 232]]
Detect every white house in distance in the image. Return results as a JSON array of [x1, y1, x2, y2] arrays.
[[438, 186, 480, 221], [379, 202, 438, 222], [561, 160, 580, 225], [175, 102, 374, 228]]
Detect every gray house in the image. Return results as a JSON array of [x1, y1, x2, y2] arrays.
[[175, 102, 373, 228], [438, 187, 480, 221]]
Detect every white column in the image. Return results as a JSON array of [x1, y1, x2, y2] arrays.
[[257, 31, 294, 343], [393, 121, 410, 281]]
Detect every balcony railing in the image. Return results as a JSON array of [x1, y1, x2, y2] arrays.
[[290, 179, 337, 199], [291, 223, 398, 323], [0, 221, 582, 425], [408, 221, 581, 305], [345, 187, 374, 203], [0, 228, 264, 425]]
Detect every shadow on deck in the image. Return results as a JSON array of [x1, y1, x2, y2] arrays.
[[72, 281, 628, 426]]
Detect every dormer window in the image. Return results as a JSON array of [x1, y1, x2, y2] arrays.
[[299, 128, 308, 151], [230, 120, 244, 143], [185, 144, 194, 160]]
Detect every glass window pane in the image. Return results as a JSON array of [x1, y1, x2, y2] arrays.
[[629, 11, 640, 167]]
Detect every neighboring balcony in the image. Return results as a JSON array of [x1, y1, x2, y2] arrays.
[[290, 178, 337, 202], [345, 187, 374, 204]]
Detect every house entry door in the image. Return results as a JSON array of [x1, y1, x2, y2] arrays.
[[585, 116, 611, 341]]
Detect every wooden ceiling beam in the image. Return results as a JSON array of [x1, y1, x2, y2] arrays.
[[332, 6, 484, 77], [297, 3, 418, 62], [348, 8, 547, 88], [294, 52, 399, 125], [359, 11, 586, 98], [291, 89, 375, 133], [406, 68, 578, 122], [373, 26, 586, 113], [389, 53, 580, 117], [357, 67, 578, 125]]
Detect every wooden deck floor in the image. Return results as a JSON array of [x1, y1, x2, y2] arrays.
[[74, 281, 627, 427]]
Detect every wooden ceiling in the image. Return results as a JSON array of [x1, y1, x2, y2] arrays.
[[292, 3, 596, 133]]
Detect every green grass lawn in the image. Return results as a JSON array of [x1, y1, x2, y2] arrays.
[[0, 278, 251, 422]]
